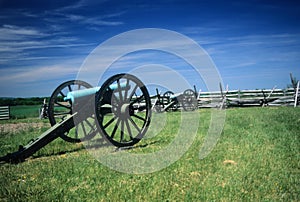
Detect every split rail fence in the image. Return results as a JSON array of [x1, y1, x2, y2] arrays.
[[0, 106, 10, 120], [197, 83, 300, 109]]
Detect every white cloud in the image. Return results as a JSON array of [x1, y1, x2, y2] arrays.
[[0, 24, 48, 40], [53, 12, 124, 27], [224, 62, 257, 69], [0, 23, 95, 65], [55, 0, 109, 12], [0, 65, 78, 84]]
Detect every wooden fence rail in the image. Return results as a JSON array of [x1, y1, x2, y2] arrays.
[[0, 106, 10, 120], [197, 87, 299, 108]]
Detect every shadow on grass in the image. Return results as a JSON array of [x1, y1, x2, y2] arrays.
[[0, 135, 160, 165], [114, 140, 160, 152], [30, 139, 159, 161]]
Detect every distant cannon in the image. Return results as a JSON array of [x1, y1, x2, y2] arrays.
[[0, 73, 151, 163], [153, 87, 198, 112]]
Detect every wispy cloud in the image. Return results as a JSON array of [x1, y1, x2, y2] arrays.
[[189, 30, 300, 64], [181, 26, 300, 88], [0, 1, 125, 67], [55, 0, 109, 12], [43, 0, 125, 28], [0, 24, 48, 40], [0, 63, 81, 97], [64, 13, 124, 26], [225, 34, 300, 47], [0, 23, 95, 65], [45, 11, 125, 27], [0, 64, 79, 84]]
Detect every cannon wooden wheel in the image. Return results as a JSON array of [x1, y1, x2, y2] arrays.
[[181, 89, 198, 111], [48, 80, 98, 143], [95, 74, 151, 147], [163, 91, 178, 111]]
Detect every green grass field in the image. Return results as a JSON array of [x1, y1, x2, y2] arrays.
[[0, 107, 299, 201], [9, 105, 41, 119]]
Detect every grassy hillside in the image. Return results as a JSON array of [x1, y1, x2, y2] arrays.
[[0, 107, 299, 201]]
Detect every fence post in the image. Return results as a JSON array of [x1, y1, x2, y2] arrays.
[[294, 81, 299, 108], [219, 83, 227, 109]]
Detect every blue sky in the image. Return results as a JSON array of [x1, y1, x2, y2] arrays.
[[0, 0, 299, 97]]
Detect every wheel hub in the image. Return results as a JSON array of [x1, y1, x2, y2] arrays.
[[115, 102, 134, 120]]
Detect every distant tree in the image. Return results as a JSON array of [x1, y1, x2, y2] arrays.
[[0, 97, 48, 106]]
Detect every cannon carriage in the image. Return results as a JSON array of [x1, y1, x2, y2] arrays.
[[152, 87, 198, 112], [0, 73, 151, 163]]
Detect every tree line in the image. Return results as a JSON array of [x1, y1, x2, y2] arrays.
[[0, 97, 49, 106]]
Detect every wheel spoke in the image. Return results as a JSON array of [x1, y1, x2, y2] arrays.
[[125, 119, 133, 140], [55, 101, 71, 109], [120, 120, 124, 142], [129, 117, 141, 134], [132, 114, 146, 122], [68, 84, 72, 92], [124, 78, 130, 101], [75, 126, 79, 139], [111, 91, 120, 105], [111, 118, 120, 139], [103, 116, 117, 129], [127, 84, 138, 102], [84, 118, 96, 131], [117, 79, 123, 102], [59, 91, 66, 97], [81, 122, 87, 137]]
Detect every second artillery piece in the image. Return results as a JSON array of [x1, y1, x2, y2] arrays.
[[0, 73, 152, 163], [153, 86, 198, 112]]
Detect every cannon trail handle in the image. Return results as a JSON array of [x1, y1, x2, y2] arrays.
[[0, 113, 77, 163]]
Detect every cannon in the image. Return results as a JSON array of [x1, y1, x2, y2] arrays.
[[153, 86, 198, 112], [0, 73, 151, 163]]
